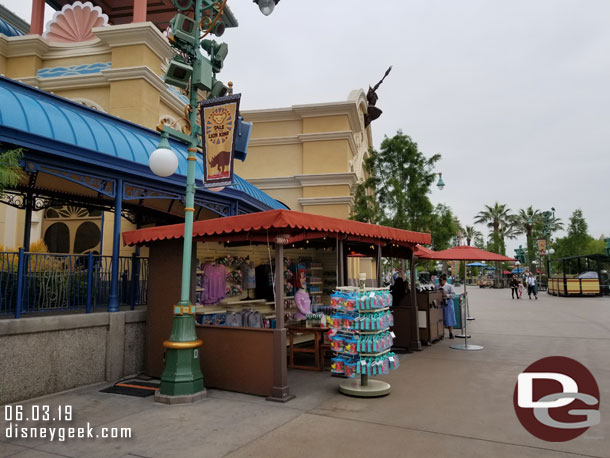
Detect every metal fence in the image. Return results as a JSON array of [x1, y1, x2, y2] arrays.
[[0, 251, 148, 317]]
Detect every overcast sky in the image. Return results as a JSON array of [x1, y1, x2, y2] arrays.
[[3, 0, 609, 255]]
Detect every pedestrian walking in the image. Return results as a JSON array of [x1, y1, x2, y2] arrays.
[[526, 272, 538, 300], [510, 274, 521, 299], [439, 274, 457, 338]]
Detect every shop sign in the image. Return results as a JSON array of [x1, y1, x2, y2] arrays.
[[537, 239, 547, 257], [200, 94, 241, 188]]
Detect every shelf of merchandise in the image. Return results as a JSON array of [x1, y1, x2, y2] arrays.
[[330, 288, 396, 397]]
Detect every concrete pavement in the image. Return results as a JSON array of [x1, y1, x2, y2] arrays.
[[1, 288, 609, 458]]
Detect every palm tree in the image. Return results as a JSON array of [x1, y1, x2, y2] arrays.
[[0, 148, 24, 193], [497, 221, 519, 255], [474, 202, 513, 254], [513, 207, 541, 270], [463, 225, 482, 246]]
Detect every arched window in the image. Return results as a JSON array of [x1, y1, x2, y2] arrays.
[[44, 222, 70, 253], [42, 205, 102, 254], [74, 221, 101, 253]]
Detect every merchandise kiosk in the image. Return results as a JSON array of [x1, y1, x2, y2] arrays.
[[123, 209, 430, 399]]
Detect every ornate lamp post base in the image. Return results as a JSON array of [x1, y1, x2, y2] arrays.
[[154, 313, 206, 403], [155, 389, 207, 405]]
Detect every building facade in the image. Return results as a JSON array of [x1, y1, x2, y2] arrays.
[[239, 91, 372, 220]]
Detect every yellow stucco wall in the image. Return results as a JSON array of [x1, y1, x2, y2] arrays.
[[302, 185, 351, 198], [303, 115, 350, 134], [234, 144, 303, 178], [249, 120, 302, 139], [302, 140, 350, 174], [0, 55, 6, 75], [109, 80, 160, 128], [302, 204, 350, 220], [112, 45, 162, 74], [261, 187, 302, 212], [55, 87, 110, 112], [41, 53, 112, 68], [100, 213, 137, 257], [6, 56, 43, 78]]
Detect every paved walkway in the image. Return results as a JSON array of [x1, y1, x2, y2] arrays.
[[1, 289, 609, 458]]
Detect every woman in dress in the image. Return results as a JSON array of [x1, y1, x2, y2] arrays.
[[439, 274, 457, 339]]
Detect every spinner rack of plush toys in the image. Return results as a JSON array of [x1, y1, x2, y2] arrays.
[[329, 286, 398, 397]]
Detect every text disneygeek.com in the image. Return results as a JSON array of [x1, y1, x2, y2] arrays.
[[4, 405, 132, 442]]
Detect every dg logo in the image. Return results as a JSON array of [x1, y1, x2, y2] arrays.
[[514, 356, 601, 442]]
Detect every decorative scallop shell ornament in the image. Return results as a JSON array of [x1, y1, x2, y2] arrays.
[[43, 1, 109, 43]]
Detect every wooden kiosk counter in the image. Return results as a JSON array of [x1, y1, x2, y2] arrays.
[[124, 210, 431, 399]]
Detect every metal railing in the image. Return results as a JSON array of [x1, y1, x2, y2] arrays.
[[0, 251, 148, 317]]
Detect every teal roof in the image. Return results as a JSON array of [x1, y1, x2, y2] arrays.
[[0, 17, 23, 37], [0, 76, 287, 211]]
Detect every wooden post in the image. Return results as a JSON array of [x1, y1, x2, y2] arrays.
[[376, 244, 382, 287], [30, 0, 45, 35], [409, 249, 421, 351], [337, 238, 345, 287], [133, 0, 148, 23], [268, 241, 293, 402]]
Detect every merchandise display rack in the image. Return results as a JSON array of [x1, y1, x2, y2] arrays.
[[329, 287, 398, 397]]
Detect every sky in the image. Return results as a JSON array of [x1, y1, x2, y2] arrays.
[[3, 0, 609, 255]]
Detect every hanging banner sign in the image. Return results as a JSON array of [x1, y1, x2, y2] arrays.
[[200, 94, 241, 188], [537, 239, 547, 257]]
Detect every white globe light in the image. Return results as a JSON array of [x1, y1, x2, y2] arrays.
[[258, 0, 275, 15], [149, 147, 178, 177], [549, 248, 555, 255]]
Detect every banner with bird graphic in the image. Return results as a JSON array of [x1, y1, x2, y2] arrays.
[[200, 94, 241, 188]]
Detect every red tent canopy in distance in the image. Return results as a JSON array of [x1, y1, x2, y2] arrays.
[[413, 244, 436, 258], [417, 245, 515, 261]]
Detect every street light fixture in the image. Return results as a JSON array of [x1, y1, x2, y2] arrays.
[[149, 132, 178, 177], [254, 0, 280, 16], [436, 172, 445, 191], [150, 0, 273, 403]]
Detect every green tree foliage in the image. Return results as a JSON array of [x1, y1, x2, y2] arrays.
[[429, 204, 459, 251], [0, 148, 24, 192], [533, 212, 564, 242], [474, 202, 513, 255], [553, 209, 594, 259], [463, 225, 482, 246], [352, 131, 441, 232], [512, 207, 541, 268], [586, 237, 607, 255]]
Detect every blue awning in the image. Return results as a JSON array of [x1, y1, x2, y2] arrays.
[[0, 17, 24, 38], [0, 76, 286, 211]]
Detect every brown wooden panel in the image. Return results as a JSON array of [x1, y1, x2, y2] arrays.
[[145, 238, 194, 377], [196, 326, 275, 397]]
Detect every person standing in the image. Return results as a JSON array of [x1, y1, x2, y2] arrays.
[[510, 274, 521, 299], [526, 272, 538, 300], [439, 274, 457, 339]]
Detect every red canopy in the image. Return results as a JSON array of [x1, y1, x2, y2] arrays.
[[413, 244, 436, 258], [122, 209, 431, 247], [416, 245, 515, 262]]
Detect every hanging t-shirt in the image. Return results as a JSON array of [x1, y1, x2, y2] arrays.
[[202, 263, 227, 305], [241, 262, 256, 290]]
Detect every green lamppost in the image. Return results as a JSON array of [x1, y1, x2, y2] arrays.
[[149, 0, 279, 403]]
